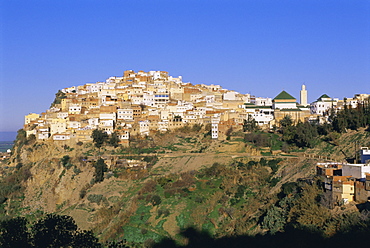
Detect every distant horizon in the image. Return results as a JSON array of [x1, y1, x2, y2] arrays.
[[0, 132, 17, 142]]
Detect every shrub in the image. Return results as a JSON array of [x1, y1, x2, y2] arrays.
[[16, 163, 23, 170], [0, 196, 7, 204], [171, 174, 194, 189], [244, 132, 270, 147], [281, 182, 298, 196], [192, 124, 202, 132], [203, 162, 226, 177], [262, 206, 286, 234], [73, 166, 81, 175], [61, 156, 73, 169], [87, 194, 103, 205], [194, 197, 204, 203], [157, 177, 172, 188], [150, 195, 161, 206], [270, 177, 281, 187], [157, 208, 170, 218], [164, 190, 176, 198], [139, 180, 157, 195], [79, 189, 86, 199], [268, 159, 282, 173]]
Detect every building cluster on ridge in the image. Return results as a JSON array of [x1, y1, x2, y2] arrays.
[[23, 70, 370, 145]]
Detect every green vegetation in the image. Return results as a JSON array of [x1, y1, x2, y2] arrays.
[[93, 158, 108, 183], [332, 99, 370, 133], [50, 90, 66, 107], [109, 131, 120, 148], [92, 129, 109, 148], [0, 165, 32, 220], [61, 155, 73, 169], [0, 214, 101, 247], [243, 114, 258, 132], [6, 105, 370, 247]]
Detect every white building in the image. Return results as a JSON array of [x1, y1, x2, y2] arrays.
[[158, 121, 169, 132], [223, 91, 238, 101], [99, 113, 117, 121], [251, 97, 272, 106], [62, 86, 77, 93], [68, 105, 82, 115], [139, 120, 150, 136], [99, 119, 114, 134], [88, 118, 99, 128], [241, 104, 274, 127], [57, 112, 69, 119], [310, 94, 338, 115], [86, 83, 102, 93], [211, 115, 221, 139], [154, 93, 169, 108]]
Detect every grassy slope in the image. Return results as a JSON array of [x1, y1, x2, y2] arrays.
[[2, 128, 370, 246]]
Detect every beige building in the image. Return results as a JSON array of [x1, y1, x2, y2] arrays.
[[272, 90, 311, 125], [25, 113, 40, 125]]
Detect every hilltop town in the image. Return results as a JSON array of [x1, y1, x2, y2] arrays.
[[2, 70, 370, 247], [23, 70, 370, 145]]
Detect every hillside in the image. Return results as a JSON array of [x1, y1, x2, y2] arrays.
[[1, 124, 370, 247], [0, 128, 339, 241]]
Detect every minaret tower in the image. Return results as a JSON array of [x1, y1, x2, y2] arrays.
[[300, 84, 307, 106]]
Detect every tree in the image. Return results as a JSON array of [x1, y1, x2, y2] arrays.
[[32, 214, 77, 248], [0, 214, 102, 248], [109, 132, 120, 148], [279, 115, 293, 128], [32, 214, 102, 248], [288, 184, 331, 231], [93, 158, 108, 183], [61, 155, 72, 169], [0, 217, 31, 248], [92, 129, 109, 148], [151, 195, 162, 206], [225, 127, 233, 140], [262, 205, 286, 234], [243, 115, 258, 132], [293, 122, 318, 148], [72, 230, 101, 248]]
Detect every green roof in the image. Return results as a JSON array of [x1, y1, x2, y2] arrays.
[[317, 94, 331, 100], [274, 91, 295, 100]]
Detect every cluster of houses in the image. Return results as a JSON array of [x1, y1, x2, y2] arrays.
[[23, 70, 369, 144], [317, 147, 370, 204]]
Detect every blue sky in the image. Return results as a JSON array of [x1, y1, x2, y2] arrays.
[[1, 0, 369, 131]]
